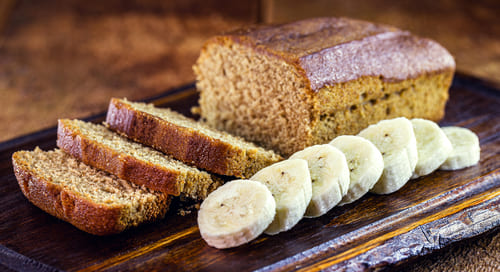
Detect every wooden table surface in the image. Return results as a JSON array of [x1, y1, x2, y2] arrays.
[[0, 0, 498, 271]]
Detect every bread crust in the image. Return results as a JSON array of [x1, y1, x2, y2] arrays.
[[13, 152, 126, 235], [194, 17, 456, 156], [105, 98, 280, 178], [205, 17, 455, 93], [57, 119, 212, 198]]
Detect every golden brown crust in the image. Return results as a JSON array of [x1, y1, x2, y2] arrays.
[[222, 17, 395, 57], [12, 152, 126, 235], [57, 119, 187, 196], [205, 17, 455, 92], [105, 98, 280, 177]]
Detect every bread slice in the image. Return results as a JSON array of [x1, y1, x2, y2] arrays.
[[12, 147, 170, 235], [193, 17, 455, 156], [57, 119, 222, 200], [105, 98, 282, 178]]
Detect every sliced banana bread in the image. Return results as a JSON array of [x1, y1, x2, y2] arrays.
[[12, 147, 170, 235], [57, 119, 222, 200], [105, 98, 282, 178], [194, 17, 456, 156]]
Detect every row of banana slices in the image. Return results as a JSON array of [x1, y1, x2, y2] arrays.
[[197, 117, 481, 249]]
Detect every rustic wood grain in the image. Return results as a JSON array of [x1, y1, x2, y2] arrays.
[[0, 74, 499, 271]]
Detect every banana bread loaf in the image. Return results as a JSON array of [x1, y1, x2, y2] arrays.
[[194, 17, 456, 156], [105, 98, 282, 178], [57, 119, 222, 200], [12, 148, 170, 235]]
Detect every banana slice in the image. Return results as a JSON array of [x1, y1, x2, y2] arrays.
[[289, 144, 349, 217], [358, 117, 418, 194], [197, 179, 276, 249], [411, 119, 453, 178], [329, 135, 384, 205], [250, 159, 312, 235], [440, 126, 480, 170]]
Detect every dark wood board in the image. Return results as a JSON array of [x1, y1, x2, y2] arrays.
[[0, 74, 499, 272]]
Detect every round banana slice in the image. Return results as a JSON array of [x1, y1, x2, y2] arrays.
[[358, 117, 418, 194], [250, 159, 312, 235], [289, 144, 349, 217], [329, 135, 384, 205], [197, 179, 276, 249], [411, 118, 453, 178], [440, 126, 480, 170]]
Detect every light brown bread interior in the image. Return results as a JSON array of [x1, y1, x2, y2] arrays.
[[195, 42, 314, 157], [106, 98, 282, 178], [12, 147, 170, 235], [57, 119, 222, 199]]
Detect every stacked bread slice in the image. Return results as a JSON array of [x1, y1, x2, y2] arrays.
[[13, 148, 171, 236], [105, 98, 281, 178], [12, 98, 281, 235], [57, 119, 223, 200]]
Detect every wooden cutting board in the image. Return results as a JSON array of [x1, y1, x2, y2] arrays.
[[0, 74, 499, 271]]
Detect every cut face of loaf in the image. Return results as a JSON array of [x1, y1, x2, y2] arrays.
[[194, 17, 456, 156], [105, 98, 282, 178], [12, 148, 170, 235], [57, 119, 222, 200]]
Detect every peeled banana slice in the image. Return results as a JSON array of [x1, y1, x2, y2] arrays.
[[358, 117, 418, 194], [440, 126, 480, 170], [289, 144, 349, 217], [329, 135, 384, 205], [411, 119, 453, 178], [197, 179, 276, 249], [250, 159, 312, 235]]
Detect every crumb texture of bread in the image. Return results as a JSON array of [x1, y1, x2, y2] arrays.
[[12, 147, 170, 235], [57, 119, 221, 200], [105, 98, 282, 178], [194, 17, 456, 156]]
